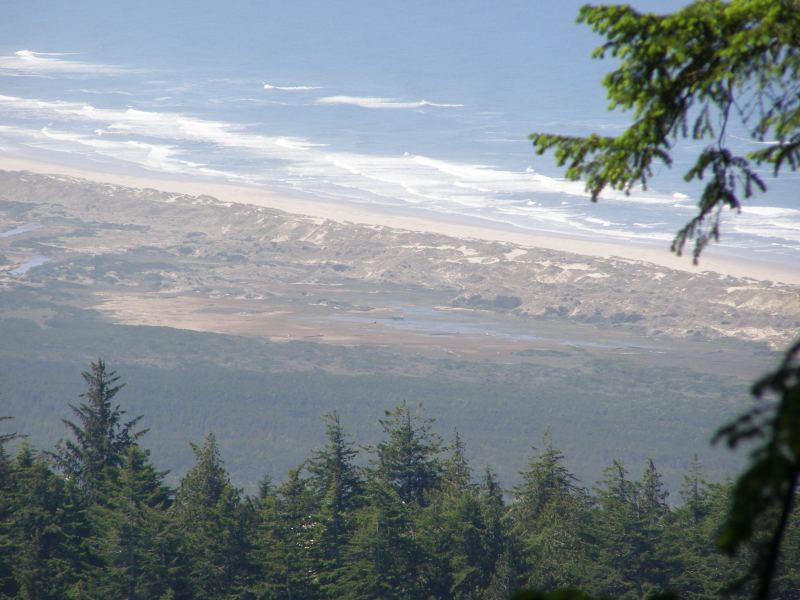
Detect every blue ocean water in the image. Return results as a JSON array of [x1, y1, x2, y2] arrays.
[[0, 1, 798, 266]]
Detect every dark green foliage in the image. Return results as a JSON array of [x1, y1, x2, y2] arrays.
[[52, 360, 146, 497], [3, 367, 798, 599], [588, 460, 643, 598], [374, 401, 443, 507], [88, 445, 176, 600], [714, 339, 800, 599], [307, 412, 362, 515], [338, 480, 424, 599], [251, 467, 318, 600], [510, 433, 592, 592], [6, 444, 89, 599], [0, 421, 17, 596], [171, 433, 250, 599], [305, 412, 362, 597], [479, 467, 513, 594]]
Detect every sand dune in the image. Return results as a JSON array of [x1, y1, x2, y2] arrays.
[[0, 152, 796, 285]]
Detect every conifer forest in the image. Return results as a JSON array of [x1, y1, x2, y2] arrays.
[[1, 360, 798, 599]]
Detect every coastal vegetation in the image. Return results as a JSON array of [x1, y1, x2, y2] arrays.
[[2, 360, 797, 599]]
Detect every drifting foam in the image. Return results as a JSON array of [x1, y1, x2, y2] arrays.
[[263, 83, 322, 91], [38, 127, 215, 175], [316, 96, 464, 109], [78, 88, 133, 96], [741, 206, 800, 218], [0, 50, 132, 76]]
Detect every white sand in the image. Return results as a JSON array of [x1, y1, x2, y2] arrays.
[[1, 152, 797, 284]]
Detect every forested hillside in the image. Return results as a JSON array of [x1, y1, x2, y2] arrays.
[[2, 361, 798, 599]]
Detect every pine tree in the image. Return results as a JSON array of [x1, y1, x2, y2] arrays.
[[89, 445, 177, 600], [589, 459, 641, 599], [251, 467, 319, 600], [305, 412, 362, 598], [510, 432, 591, 591], [420, 431, 486, 599], [7, 444, 88, 600], [440, 430, 473, 496], [338, 480, 424, 600], [374, 402, 442, 507], [442, 493, 488, 599], [53, 360, 146, 497], [172, 433, 249, 600], [678, 478, 757, 599], [478, 466, 511, 592], [635, 459, 673, 597], [668, 457, 731, 599]]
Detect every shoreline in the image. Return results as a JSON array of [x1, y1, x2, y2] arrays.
[[1, 152, 797, 284]]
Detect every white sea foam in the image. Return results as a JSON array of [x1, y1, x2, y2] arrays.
[[263, 83, 322, 91], [78, 88, 133, 96], [633, 222, 667, 229], [0, 50, 132, 76], [0, 94, 678, 208], [316, 96, 464, 109], [741, 206, 800, 218], [1, 92, 798, 252], [584, 217, 614, 227], [38, 127, 222, 176]]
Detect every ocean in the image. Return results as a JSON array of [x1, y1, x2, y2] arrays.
[[1, 0, 798, 268]]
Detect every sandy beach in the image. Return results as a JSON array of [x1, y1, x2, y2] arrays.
[[1, 152, 796, 284]]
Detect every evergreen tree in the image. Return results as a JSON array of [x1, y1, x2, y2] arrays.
[[441, 492, 488, 599], [530, 1, 800, 593], [478, 466, 512, 592], [251, 467, 318, 600], [440, 430, 473, 496], [483, 551, 517, 600], [510, 433, 591, 591], [589, 459, 642, 599], [634, 459, 673, 597], [53, 360, 146, 497], [420, 433, 493, 599], [338, 480, 424, 600], [695, 479, 757, 598], [667, 458, 738, 599], [374, 402, 442, 506], [172, 433, 249, 600], [307, 412, 362, 512], [681, 456, 710, 525], [89, 445, 177, 600], [305, 412, 362, 597], [7, 444, 88, 600]]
